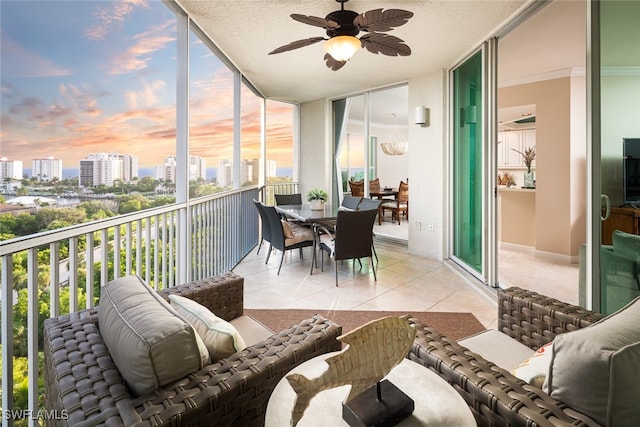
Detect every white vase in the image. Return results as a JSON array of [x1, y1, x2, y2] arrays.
[[310, 199, 324, 210]]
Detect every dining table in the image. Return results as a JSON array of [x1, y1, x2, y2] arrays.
[[275, 203, 339, 223], [370, 188, 398, 200]]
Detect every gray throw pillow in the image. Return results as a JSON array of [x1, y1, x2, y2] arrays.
[[546, 297, 640, 426], [98, 275, 209, 396]]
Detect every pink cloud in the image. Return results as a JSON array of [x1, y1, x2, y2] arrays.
[[85, 0, 149, 41], [109, 20, 175, 75]]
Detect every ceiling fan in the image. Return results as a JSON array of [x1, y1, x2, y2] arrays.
[[268, 0, 413, 71]]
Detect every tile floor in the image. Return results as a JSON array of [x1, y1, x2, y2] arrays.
[[233, 240, 500, 330]]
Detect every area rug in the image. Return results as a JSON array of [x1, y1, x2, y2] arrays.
[[244, 309, 485, 340]]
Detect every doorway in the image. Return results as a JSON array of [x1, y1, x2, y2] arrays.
[[494, 0, 586, 304]]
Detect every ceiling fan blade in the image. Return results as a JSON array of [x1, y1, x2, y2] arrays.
[[354, 9, 413, 32], [269, 37, 326, 55], [324, 53, 347, 71], [360, 33, 411, 57], [291, 14, 339, 30]]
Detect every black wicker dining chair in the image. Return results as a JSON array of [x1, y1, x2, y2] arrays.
[[253, 198, 272, 256], [311, 208, 379, 286], [262, 203, 315, 275], [274, 193, 303, 205]]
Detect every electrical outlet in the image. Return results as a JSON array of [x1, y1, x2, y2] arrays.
[[415, 221, 421, 231], [427, 223, 434, 232]]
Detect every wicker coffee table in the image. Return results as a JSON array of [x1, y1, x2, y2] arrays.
[[265, 352, 475, 426]]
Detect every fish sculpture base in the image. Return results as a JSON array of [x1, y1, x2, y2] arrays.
[[342, 380, 414, 427]]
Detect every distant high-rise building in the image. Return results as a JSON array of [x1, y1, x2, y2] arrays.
[[218, 159, 232, 188], [32, 156, 62, 181], [0, 157, 23, 180], [156, 156, 177, 183], [266, 160, 277, 178], [189, 156, 206, 181], [155, 155, 204, 183], [79, 153, 123, 187], [240, 159, 259, 185], [117, 154, 138, 182]]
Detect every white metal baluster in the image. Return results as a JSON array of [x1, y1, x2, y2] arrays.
[[136, 219, 142, 276], [86, 232, 94, 308], [153, 214, 159, 289], [113, 225, 121, 279], [125, 222, 132, 276], [50, 242, 60, 317], [69, 237, 79, 313], [145, 218, 151, 284], [101, 228, 109, 286], [1, 255, 14, 427], [27, 248, 38, 427]]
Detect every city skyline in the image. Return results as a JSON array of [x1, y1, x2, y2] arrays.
[[0, 0, 294, 170]]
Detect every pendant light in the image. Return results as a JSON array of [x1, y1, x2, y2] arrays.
[[380, 113, 408, 155]]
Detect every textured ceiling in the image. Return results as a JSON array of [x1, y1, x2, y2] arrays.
[[174, 0, 527, 103]]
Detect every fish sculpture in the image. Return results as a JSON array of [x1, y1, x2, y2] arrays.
[[286, 316, 416, 426]]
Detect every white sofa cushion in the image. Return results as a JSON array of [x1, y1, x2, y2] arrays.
[[546, 297, 640, 426], [98, 275, 209, 396], [459, 329, 533, 371], [169, 294, 247, 361]]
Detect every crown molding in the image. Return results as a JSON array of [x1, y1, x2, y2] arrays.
[[499, 67, 585, 88]]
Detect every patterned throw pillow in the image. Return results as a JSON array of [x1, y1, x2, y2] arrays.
[[511, 341, 553, 388], [169, 294, 247, 361]]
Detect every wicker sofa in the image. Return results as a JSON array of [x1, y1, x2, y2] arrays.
[[407, 286, 607, 427], [44, 272, 342, 427]]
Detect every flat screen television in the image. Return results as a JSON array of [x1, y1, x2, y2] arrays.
[[623, 138, 640, 205]]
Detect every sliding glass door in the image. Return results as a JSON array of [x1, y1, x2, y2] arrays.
[[452, 50, 485, 275], [591, 0, 640, 314]]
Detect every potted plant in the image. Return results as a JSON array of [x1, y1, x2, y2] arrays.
[[512, 146, 536, 188], [307, 188, 328, 210]]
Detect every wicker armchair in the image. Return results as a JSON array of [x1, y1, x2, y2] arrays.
[[407, 286, 605, 427], [44, 272, 342, 427]]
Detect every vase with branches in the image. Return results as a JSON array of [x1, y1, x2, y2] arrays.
[[512, 146, 536, 188]]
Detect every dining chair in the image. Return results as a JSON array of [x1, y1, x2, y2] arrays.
[[341, 195, 363, 211], [381, 180, 409, 225], [311, 209, 379, 286], [348, 180, 364, 197], [262, 203, 315, 275], [253, 199, 272, 256], [274, 193, 307, 225], [369, 178, 380, 194], [355, 198, 382, 263], [274, 193, 303, 205]]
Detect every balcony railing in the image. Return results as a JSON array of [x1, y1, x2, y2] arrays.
[[0, 186, 259, 426], [262, 182, 300, 205]]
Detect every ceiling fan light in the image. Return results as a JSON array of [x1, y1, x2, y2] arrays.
[[323, 36, 361, 61]]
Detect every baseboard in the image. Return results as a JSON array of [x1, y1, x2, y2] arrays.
[[499, 242, 535, 254], [499, 242, 578, 264]]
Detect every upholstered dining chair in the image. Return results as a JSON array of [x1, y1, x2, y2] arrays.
[[381, 180, 409, 225], [348, 180, 364, 197], [311, 208, 378, 286], [262, 203, 314, 275]]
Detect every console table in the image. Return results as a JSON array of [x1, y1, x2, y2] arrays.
[[602, 206, 640, 245], [265, 352, 475, 427]]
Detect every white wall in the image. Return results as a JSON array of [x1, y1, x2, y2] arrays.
[[299, 99, 330, 200], [407, 71, 447, 260]]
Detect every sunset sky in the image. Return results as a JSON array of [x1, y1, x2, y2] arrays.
[[0, 0, 294, 172]]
